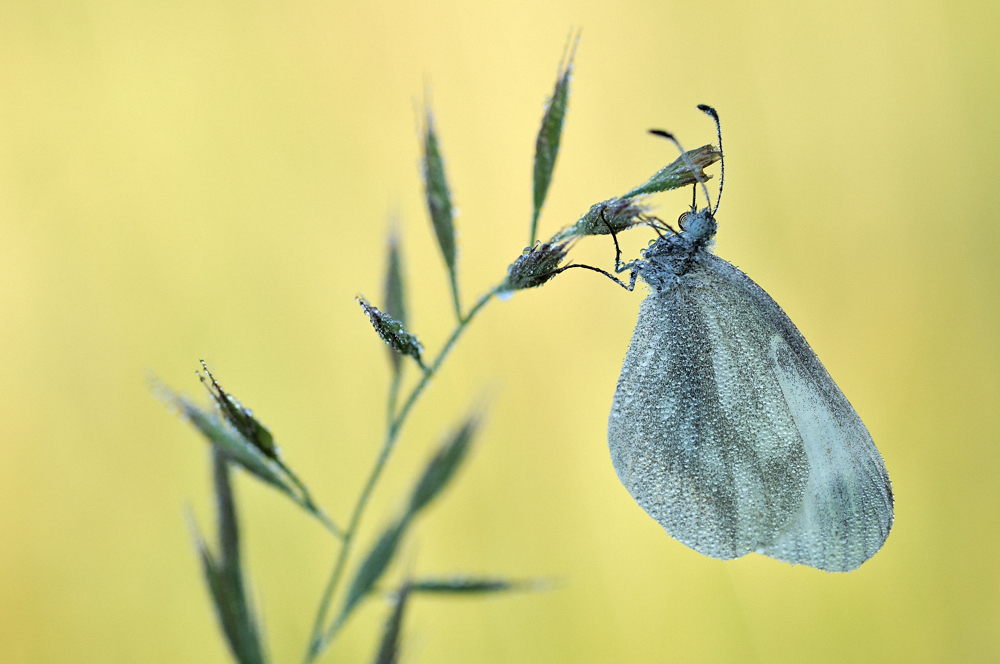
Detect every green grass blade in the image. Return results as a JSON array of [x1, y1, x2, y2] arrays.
[[189, 457, 268, 664], [554, 197, 648, 240], [407, 413, 479, 517], [382, 226, 408, 376], [156, 381, 342, 537], [193, 533, 269, 664], [409, 576, 541, 595], [372, 585, 411, 664], [176, 395, 292, 494], [500, 241, 571, 292], [421, 107, 460, 316], [213, 450, 242, 572], [339, 519, 407, 623], [198, 362, 279, 460], [621, 144, 721, 199], [357, 296, 425, 368], [531, 38, 576, 245]]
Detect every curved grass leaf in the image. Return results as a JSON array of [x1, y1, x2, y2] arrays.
[[340, 519, 407, 622], [621, 144, 721, 199], [373, 584, 411, 664], [422, 108, 456, 280], [195, 534, 268, 664], [190, 452, 268, 664], [176, 394, 291, 494], [156, 381, 341, 537], [335, 411, 481, 633], [555, 197, 649, 240], [407, 414, 479, 517], [500, 240, 571, 292], [357, 297, 424, 368], [383, 227, 408, 375], [213, 450, 242, 572], [409, 576, 541, 595], [198, 361, 279, 461], [531, 38, 577, 244]]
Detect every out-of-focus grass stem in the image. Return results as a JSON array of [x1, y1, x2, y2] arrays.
[[304, 284, 500, 663], [387, 369, 402, 428]]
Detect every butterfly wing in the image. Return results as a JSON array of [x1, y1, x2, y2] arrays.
[[608, 254, 893, 571], [608, 257, 810, 560], [760, 332, 894, 571]]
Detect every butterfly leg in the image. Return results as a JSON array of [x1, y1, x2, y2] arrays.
[[599, 206, 626, 272], [546, 263, 636, 291], [598, 206, 642, 290], [526, 205, 641, 291]]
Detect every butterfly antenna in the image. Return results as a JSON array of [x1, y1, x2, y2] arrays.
[[697, 104, 724, 215], [648, 129, 713, 213]]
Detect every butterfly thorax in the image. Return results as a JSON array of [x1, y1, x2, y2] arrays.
[[636, 207, 718, 289]]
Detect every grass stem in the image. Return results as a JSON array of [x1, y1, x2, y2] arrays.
[[449, 271, 463, 322], [303, 284, 499, 663]]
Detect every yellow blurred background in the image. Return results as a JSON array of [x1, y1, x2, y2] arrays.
[[1, 1, 998, 662]]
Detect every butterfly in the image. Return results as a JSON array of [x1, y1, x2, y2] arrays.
[[604, 107, 893, 572]]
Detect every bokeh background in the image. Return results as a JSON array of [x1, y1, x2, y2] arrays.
[[1, 1, 998, 662]]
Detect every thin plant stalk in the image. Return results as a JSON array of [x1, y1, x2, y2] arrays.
[[304, 285, 500, 662], [448, 273, 462, 324], [387, 370, 403, 429], [274, 460, 343, 539]]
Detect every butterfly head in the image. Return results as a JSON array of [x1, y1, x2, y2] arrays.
[[678, 206, 718, 245]]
